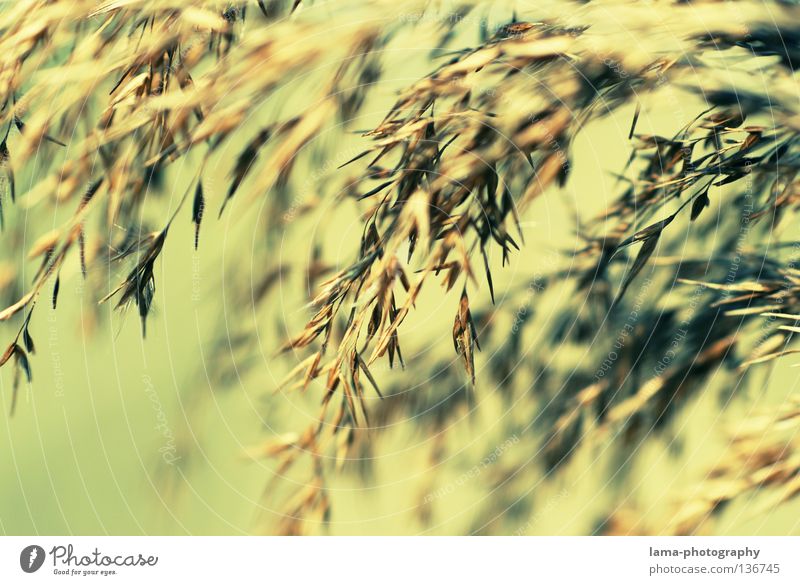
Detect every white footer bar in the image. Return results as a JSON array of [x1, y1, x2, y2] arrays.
[[1, 537, 798, 583]]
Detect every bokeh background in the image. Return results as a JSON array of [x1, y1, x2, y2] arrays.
[[1, 0, 799, 535]]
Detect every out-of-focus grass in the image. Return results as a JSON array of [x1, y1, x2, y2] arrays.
[[2, 87, 798, 535]]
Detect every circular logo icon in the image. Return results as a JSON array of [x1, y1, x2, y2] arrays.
[[20, 545, 46, 573]]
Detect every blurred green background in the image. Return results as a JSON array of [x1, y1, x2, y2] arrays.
[[1, 5, 799, 536]]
